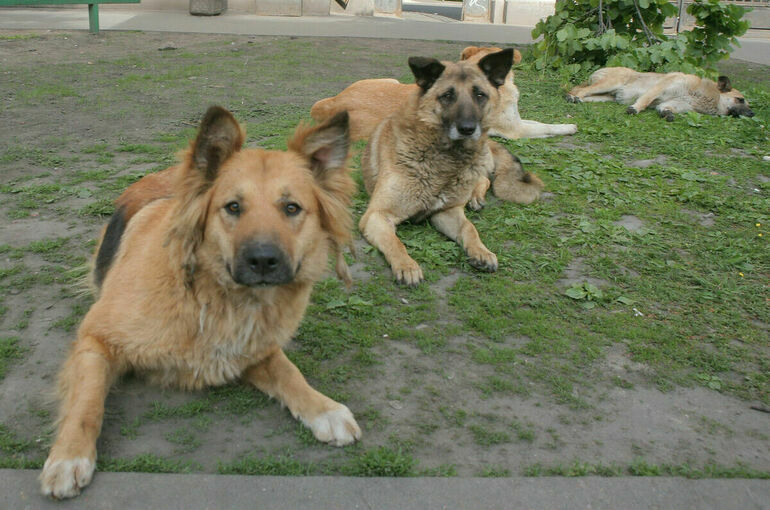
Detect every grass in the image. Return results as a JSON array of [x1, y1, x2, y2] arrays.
[[0, 32, 767, 478], [0, 337, 26, 380]]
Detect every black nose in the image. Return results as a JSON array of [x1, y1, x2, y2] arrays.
[[247, 244, 281, 275], [233, 242, 293, 286], [457, 122, 477, 136], [747, 110, 755, 117]]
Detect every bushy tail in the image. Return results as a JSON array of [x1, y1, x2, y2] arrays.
[[489, 141, 543, 204]]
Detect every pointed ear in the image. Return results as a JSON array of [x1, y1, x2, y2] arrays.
[[717, 76, 732, 93], [290, 110, 351, 178], [408, 57, 446, 91], [478, 48, 513, 87], [190, 106, 244, 183]]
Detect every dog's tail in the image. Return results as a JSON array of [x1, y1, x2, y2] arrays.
[[489, 141, 544, 204]]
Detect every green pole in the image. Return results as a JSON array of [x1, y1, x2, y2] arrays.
[[88, 3, 99, 33]]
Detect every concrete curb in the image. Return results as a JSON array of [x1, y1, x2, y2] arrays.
[[3, 469, 770, 510]]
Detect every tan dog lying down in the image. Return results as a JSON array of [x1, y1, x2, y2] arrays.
[[39, 107, 360, 499], [311, 46, 577, 141], [566, 67, 754, 121]]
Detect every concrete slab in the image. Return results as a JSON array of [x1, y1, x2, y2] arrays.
[[3, 469, 770, 510]]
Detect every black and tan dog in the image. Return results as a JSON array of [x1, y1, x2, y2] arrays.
[[358, 49, 544, 286], [40, 107, 361, 499], [566, 67, 754, 121]]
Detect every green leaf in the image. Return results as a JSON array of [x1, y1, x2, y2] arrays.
[[565, 287, 587, 300]]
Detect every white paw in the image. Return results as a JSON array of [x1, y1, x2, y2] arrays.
[[307, 405, 361, 447], [563, 124, 578, 134], [40, 456, 95, 499]]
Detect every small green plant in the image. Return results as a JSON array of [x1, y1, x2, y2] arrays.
[[564, 282, 604, 309]]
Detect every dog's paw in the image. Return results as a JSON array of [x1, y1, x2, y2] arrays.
[[40, 456, 95, 499], [562, 124, 578, 135], [660, 110, 675, 122], [392, 259, 424, 286], [565, 94, 581, 104], [467, 248, 498, 273], [467, 195, 486, 211], [308, 405, 361, 447], [626, 106, 639, 115]]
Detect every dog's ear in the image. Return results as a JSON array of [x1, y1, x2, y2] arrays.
[[717, 76, 732, 93], [291, 111, 351, 178], [289, 112, 356, 284], [190, 106, 245, 183], [478, 48, 513, 87], [408, 57, 446, 91], [169, 107, 244, 288]]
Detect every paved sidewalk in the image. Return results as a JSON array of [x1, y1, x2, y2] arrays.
[[0, 7, 768, 64], [4, 469, 770, 510]]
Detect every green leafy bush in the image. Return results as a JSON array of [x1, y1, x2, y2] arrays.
[[530, 0, 750, 79]]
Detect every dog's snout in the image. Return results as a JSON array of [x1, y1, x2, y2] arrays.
[[233, 241, 294, 286]]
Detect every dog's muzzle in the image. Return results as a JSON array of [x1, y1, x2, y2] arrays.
[[449, 121, 481, 141], [728, 106, 754, 118], [232, 241, 294, 286]]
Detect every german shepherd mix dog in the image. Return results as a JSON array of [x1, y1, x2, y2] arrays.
[[359, 49, 544, 286], [566, 67, 754, 122], [311, 46, 577, 141], [39, 107, 361, 499]]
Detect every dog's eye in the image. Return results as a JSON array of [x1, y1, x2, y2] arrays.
[[473, 87, 488, 101], [225, 201, 241, 215], [439, 90, 455, 102], [737, 98, 745, 103], [284, 202, 302, 216]]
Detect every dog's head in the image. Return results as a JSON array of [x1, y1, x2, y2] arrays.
[[408, 48, 514, 143], [717, 76, 754, 118], [170, 106, 354, 290]]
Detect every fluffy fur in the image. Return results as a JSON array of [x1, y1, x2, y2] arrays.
[[40, 107, 360, 499]]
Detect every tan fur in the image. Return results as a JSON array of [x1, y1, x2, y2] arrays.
[[566, 67, 754, 121], [310, 46, 576, 142], [358, 50, 544, 286], [40, 107, 360, 500]]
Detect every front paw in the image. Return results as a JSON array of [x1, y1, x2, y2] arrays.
[[392, 258, 424, 286], [467, 247, 498, 272], [40, 456, 95, 499], [660, 109, 675, 122], [626, 106, 639, 115], [467, 195, 486, 211], [308, 405, 361, 447], [565, 94, 581, 104]]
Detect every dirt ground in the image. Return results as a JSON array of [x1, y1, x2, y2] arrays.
[[0, 30, 767, 478]]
